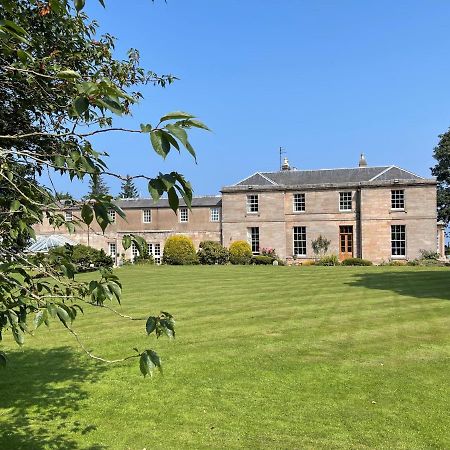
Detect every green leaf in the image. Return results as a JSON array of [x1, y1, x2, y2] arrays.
[[145, 317, 157, 335], [74, 0, 86, 12], [139, 351, 155, 378], [95, 96, 123, 115], [165, 124, 188, 147], [160, 111, 195, 122], [57, 69, 82, 80], [12, 326, 24, 346], [168, 187, 179, 212], [10, 200, 20, 212], [74, 97, 89, 116], [140, 123, 152, 133], [184, 119, 211, 131], [150, 130, 170, 159], [81, 204, 94, 226], [93, 203, 109, 233], [122, 235, 132, 250], [147, 350, 162, 374], [34, 310, 48, 329], [56, 306, 71, 328]]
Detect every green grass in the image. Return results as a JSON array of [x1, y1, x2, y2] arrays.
[[1, 266, 450, 449]]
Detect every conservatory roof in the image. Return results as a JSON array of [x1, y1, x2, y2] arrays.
[[27, 234, 76, 253]]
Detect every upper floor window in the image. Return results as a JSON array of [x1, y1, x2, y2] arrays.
[[108, 209, 116, 223], [65, 211, 73, 222], [293, 193, 305, 212], [179, 207, 189, 223], [391, 190, 405, 210], [210, 207, 220, 222], [391, 225, 406, 257], [339, 192, 352, 211], [143, 209, 152, 223], [247, 194, 259, 213]]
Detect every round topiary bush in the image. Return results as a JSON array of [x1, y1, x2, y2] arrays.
[[229, 240, 252, 265], [197, 241, 229, 265], [163, 235, 198, 265]]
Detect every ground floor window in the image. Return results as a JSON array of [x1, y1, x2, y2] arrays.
[[131, 242, 139, 260], [108, 242, 116, 258], [391, 225, 406, 257], [293, 226, 306, 256], [147, 242, 162, 265], [248, 227, 260, 254]]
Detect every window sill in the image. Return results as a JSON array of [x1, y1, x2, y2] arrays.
[[292, 210, 306, 214], [390, 209, 405, 212], [338, 210, 353, 213], [391, 255, 406, 259]]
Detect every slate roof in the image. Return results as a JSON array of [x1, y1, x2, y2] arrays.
[[114, 195, 222, 209], [232, 166, 427, 188]]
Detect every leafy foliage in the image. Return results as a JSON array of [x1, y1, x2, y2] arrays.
[[197, 240, 229, 265], [431, 129, 450, 225], [316, 255, 340, 266], [251, 255, 274, 265], [341, 257, 373, 266], [311, 235, 331, 258], [41, 244, 114, 273], [0, 0, 208, 375], [163, 235, 198, 265], [229, 240, 252, 265]]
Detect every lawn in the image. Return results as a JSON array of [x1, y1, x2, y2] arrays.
[[1, 265, 449, 449]]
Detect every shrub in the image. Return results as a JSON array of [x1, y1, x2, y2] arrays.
[[47, 244, 113, 272], [260, 247, 277, 258], [163, 235, 198, 265], [419, 249, 440, 260], [316, 254, 340, 266], [251, 255, 274, 265], [197, 241, 229, 265], [311, 235, 331, 259], [229, 240, 252, 265], [134, 254, 154, 265], [341, 257, 373, 266]]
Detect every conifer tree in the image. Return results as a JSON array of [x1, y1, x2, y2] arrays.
[[119, 175, 139, 199]]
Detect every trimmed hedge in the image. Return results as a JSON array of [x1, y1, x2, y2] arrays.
[[251, 255, 274, 265], [197, 241, 229, 265], [341, 257, 373, 266], [229, 240, 252, 265], [163, 235, 198, 265]]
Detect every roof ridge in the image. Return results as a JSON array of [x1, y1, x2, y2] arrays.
[[262, 166, 389, 174]]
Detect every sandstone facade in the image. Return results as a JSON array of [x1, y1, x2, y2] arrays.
[[34, 163, 445, 264]]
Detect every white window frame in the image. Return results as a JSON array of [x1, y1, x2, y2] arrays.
[[293, 226, 307, 256], [293, 193, 305, 212], [108, 209, 116, 223], [108, 242, 117, 258], [339, 192, 352, 212], [391, 224, 406, 258], [143, 209, 152, 223], [147, 242, 162, 265], [179, 207, 189, 223], [65, 211, 73, 222], [248, 227, 260, 254], [246, 194, 259, 213], [131, 242, 139, 259], [391, 190, 405, 210], [210, 207, 220, 222]]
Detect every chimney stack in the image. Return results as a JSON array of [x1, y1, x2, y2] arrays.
[[281, 157, 291, 171], [358, 153, 368, 167]]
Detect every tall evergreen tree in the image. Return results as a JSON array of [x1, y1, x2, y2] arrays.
[[86, 175, 110, 198], [119, 175, 139, 198], [431, 130, 450, 225]]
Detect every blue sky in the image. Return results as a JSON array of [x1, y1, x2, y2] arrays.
[[63, 0, 450, 197]]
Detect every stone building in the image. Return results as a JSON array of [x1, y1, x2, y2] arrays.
[[33, 156, 446, 264]]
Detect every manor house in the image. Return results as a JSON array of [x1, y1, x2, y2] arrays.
[[34, 155, 447, 264]]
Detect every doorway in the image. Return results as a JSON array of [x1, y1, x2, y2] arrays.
[[339, 225, 353, 260]]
